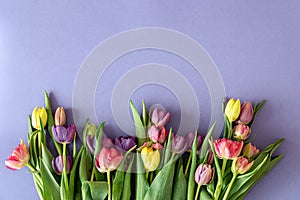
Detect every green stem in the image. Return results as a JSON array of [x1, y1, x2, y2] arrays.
[[73, 134, 77, 159], [222, 174, 237, 200], [90, 166, 95, 182], [184, 152, 192, 176], [38, 131, 42, 158], [194, 184, 201, 200], [62, 143, 69, 191], [221, 159, 227, 176], [145, 171, 149, 181], [26, 164, 43, 187], [107, 171, 111, 200], [149, 172, 153, 184], [228, 122, 233, 139]]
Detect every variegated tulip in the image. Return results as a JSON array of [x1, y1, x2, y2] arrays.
[[233, 124, 251, 140], [214, 138, 243, 160], [242, 143, 260, 158], [96, 147, 124, 173], [232, 156, 253, 175], [5, 139, 30, 170]]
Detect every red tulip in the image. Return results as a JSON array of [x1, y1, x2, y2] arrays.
[[214, 138, 243, 160], [95, 147, 124, 173], [5, 139, 30, 170]]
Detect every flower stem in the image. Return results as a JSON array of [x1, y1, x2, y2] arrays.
[[90, 166, 95, 182], [184, 152, 192, 176], [107, 171, 111, 200], [145, 171, 149, 181], [73, 134, 77, 159], [222, 174, 237, 200], [149, 172, 153, 184], [194, 184, 201, 200], [62, 143, 69, 191], [228, 122, 233, 139], [221, 159, 227, 176]]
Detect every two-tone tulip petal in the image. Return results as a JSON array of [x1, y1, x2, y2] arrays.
[[231, 156, 253, 175], [242, 143, 260, 158], [5, 139, 30, 170], [95, 147, 124, 173], [233, 124, 251, 140], [214, 138, 243, 160], [194, 164, 215, 185]]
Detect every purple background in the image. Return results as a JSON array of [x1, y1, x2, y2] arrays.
[[1, 1, 299, 199]]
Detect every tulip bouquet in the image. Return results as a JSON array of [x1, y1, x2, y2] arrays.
[[5, 91, 284, 200]]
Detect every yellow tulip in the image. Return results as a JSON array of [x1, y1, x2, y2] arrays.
[[141, 147, 160, 172], [32, 107, 48, 130], [225, 98, 241, 122]]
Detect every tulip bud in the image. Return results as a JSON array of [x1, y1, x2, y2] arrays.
[[52, 124, 76, 144], [85, 124, 97, 154], [194, 164, 215, 185], [52, 155, 72, 175], [225, 98, 241, 122], [231, 156, 253, 175], [186, 132, 205, 152], [237, 102, 253, 124], [172, 134, 188, 155], [96, 147, 124, 173], [233, 124, 251, 140], [115, 136, 137, 152], [5, 139, 30, 170], [32, 107, 48, 130], [148, 125, 168, 144], [54, 107, 66, 126], [141, 147, 160, 172], [242, 143, 260, 158], [214, 138, 243, 160], [150, 106, 171, 127]]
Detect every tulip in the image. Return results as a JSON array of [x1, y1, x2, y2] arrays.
[[225, 98, 241, 122], [5, 139, 30, 170], [214, 138, 243, 160], [141, 147, 160, 172], [233, 124, 251, 140], [148, 125, 168, 144], [32, 107, 48, 130], [102, 136, 114, 149], [115, 136, 137, 152], [85, 124, 97, 154], [242, 143, 260, 158], [52, 155, 72, 175], [172, 134, 188, 155], [194, 164, 215, 185], [95, 147, 124, 173], [54, 107, 66, 126], [231, 156, 253, 175], [186, 132, 205, 152], [223, 156, 253, 200], [237, 102, 253, 124], [52, 124, 76, 144], [151, 106, 170, 127]]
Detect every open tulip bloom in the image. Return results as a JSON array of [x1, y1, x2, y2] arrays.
[[5, 91, 284, 200]]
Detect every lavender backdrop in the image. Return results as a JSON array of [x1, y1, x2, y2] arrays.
[[1, 1, 299, 199]]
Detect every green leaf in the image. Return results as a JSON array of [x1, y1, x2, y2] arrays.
[[39, 157, 60, 200], [173, 166, 187, 200], [135, 153, 149, 200], [29, 130, 39, 168], [70, 147, 84, 200], [121, 158, 134, 200], [79, 147, 93, 183], [200, 188, 212, 200], [82, 118, 90, 148], [142, 100, 148, 126], [144, 162, 176, 200], [199, 123, 216, 163], [209, 139, 222, 200], [130, 100, 146, 146], [187, 130, 198, 200], [164, 128, 173, 165], [82, 181, 108, 200], [28, 115, 33, 138]]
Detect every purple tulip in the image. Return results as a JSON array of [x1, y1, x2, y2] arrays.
[[52, 155, 72, 175], [115, 136, 137, 152], [52, 124, 76, 144], [151, 106, 170, 127], [172, 134, 188, 154], [186, 132, 205, 152]]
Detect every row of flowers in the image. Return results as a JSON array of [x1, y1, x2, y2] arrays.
[[5, 91, 283, 200]]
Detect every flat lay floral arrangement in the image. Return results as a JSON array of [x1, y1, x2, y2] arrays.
[[5, 91, 284, 200]]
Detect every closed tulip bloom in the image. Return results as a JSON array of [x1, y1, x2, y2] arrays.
[[225, 98, 241, 122], [85, 124, 97, 154], [52, 155, 72, 175], [96, 147, 124, 173], [214, 138, 243, 160], [141, 147, 160, 172], [54, 107, 66, 126], [186, 132, 205, 152], [148, 125, 168, 144], [242, 143, 260, 158], [233, 124, 251, 140], [32, 107, 48, 130], [231, 156, 253, 175], [172, 134, 188, 155], [151, 106, 171, 127], [52, 124, 76, 144], [115, 136, 137, 152], [5, 139, 30, 170], [194, 164, 215, 185], [237, 102, 253, 124]]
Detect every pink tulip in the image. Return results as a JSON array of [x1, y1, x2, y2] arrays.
[[237, 102, 253, 124], [231, 156, 253, 175], [214, 138, 243, 160], [242, 143, 260, 158], [151, 106, 170, 127], [233, 124, 251, 140], [148, 125, 168, 144], [96, 147, 124, 173], [194, 164, 215, 185], [5, 139, 30, 170]]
